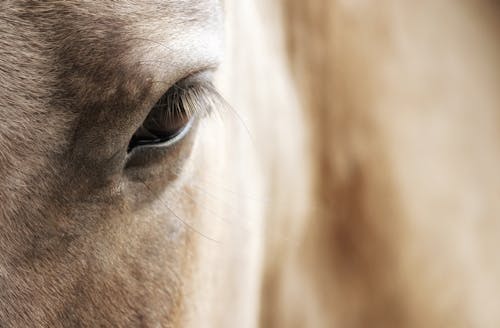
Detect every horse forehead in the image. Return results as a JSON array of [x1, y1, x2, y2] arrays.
[[15, 0, 222, 41], [28, 0, 220, 20], [2, 0, 223, 108]]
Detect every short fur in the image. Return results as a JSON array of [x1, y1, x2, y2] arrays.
[[1, 0, 500, 327]]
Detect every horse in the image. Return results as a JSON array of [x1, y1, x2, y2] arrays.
[[1, 0, 499, 327]]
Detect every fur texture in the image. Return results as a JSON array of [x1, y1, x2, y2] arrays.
[[1, 0, 500, 327], [0, 1, 254, 327]]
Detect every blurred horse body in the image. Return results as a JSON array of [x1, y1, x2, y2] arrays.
[[260, 1, 500, 327]]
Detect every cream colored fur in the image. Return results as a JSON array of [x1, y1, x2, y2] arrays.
[[259, 1, 500, 327], [0, 0, 499, 327]]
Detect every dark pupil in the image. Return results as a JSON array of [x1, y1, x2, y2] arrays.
[[128, 92, 190, 152]]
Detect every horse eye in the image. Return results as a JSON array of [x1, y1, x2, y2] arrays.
[[128, 86, 194, 152]]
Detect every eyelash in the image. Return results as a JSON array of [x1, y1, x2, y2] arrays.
[[159, 80, 221, 120]]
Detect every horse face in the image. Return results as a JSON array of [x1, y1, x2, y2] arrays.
[[0, 1, 263, 326]]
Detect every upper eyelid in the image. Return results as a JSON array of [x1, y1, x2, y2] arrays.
[[147, 65, 218, 87]]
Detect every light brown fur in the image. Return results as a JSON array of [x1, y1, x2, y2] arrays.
[[1, 0, 500, 327], [260, 1, 500, 327], [0, 1, 237, 327]]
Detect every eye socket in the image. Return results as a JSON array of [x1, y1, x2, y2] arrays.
[[128, 84, 195, 153]]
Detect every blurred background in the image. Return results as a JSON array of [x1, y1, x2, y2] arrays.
[[223, 1, 500, 327]]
